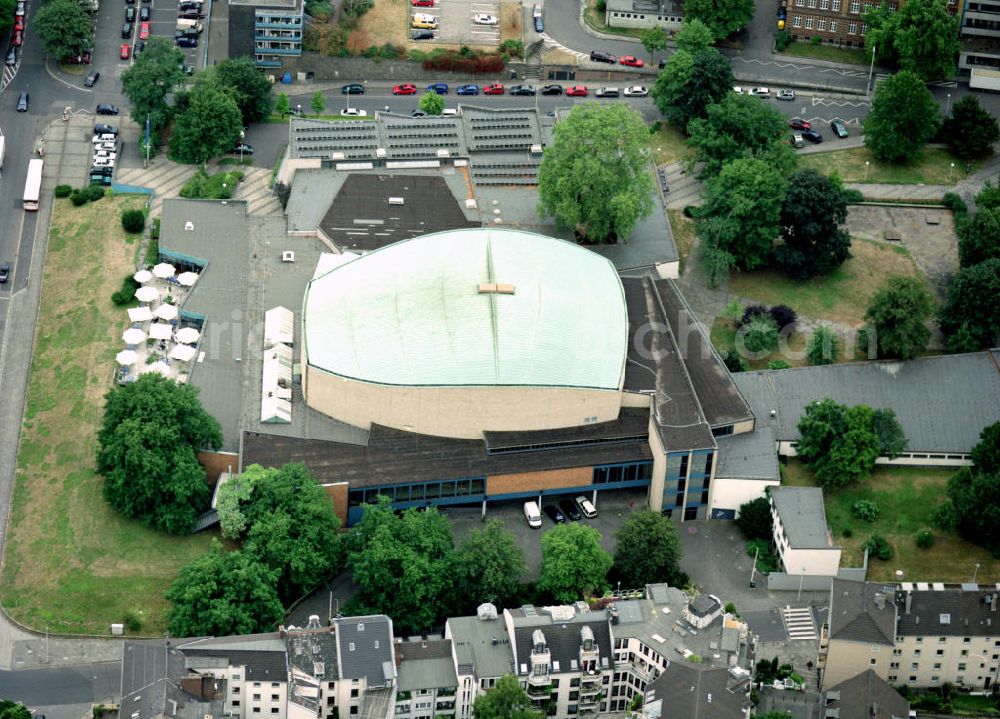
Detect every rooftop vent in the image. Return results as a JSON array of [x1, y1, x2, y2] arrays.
[[184, 221, 194, 231], [530, 144, 543, 154], [282, 251, 295, 262], [376, 148, 387, 157], [388, 197, 405, 206], [940, 614, 951, 624]]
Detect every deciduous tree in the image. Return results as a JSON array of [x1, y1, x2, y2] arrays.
[[212, 57, 275, 123], [640, 26, 667, 61], [674, 17, 714, 53], [97, 374, 221, 534], [863, 71, 939, 162], [682, 0, 754, 39], [806, 325, 839, 366], [169, 82, 244, 164], [122, 37, 186, 130], [958, 208, 1000, 268], [538, 523, 611, 603], [735, 496, 772, 541], [0, 0, 18, 36], [775, 170, 851, 278], [797, 400, 887, 489], [418, 90, 444, 116], [946, 468, 1000, 552], [613, 510, 685, 588], [686, 93, 795, 178], [0, 702, 31, 719], [538, 104, 653, 243], [473, 675, 542, 719], [944, 96, 1000, 161], [863, 276, 935, 359], [862, 4, 901, 68], [652, 47, 733, 128], [894, 0, 960, 80], [973, 422, 1000, 476], [456, 519, 526, 608], [698, 157, 788, 270], [165, 541, 284, 637], [311, 90, 326, 116], [939, 258, 1000, 349], [275, 92, 291, 116], [34, 0, 92, 62], [872, 408, 907, 458]]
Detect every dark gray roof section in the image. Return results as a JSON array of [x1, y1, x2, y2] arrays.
[[644, 663, 747, 719], [825, 669, 909, 719], [395, 639, 458, 691], [714, 428, 779, 480], [243, 412, 652, 488], [181, 647, 288, 681], [227, 4, 255, 61], [159, 199, 252, 452], [123, 640, 226, 719], [653, 279, 754, 429], [623, 277, 714, 452], [319, 174, 478, 252], [510, 614, 614, 675], [286, 627, 339, 680], [770, 487, 835, 550], [688, 594, 721, 618], [336, 616, 395, 686], [895, 584, 1000, 637], [733, 352, 1000, 454], [828, 579, 897, 646]]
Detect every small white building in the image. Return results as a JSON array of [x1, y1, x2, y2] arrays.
[[769, 486, 841, 577]]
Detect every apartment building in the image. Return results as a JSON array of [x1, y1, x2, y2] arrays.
[[785, 0, 961, 49], [229, 0, 304, 70], [821, 580, 1000, 691]]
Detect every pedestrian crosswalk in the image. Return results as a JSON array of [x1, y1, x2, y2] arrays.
[[781, 606, 818, 641], [1, 62, 17, 92]]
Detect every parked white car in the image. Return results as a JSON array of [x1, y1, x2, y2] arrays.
[[776, 89, 795, 101], [575, 495, 598, 518], [750, 87, 770, 97], [340, 108, 368, 117], [472, 12, 497, 24], [623, 85, 648, 97], [733, 86, 744, 94]]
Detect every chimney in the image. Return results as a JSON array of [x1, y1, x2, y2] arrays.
[[992, 595, 998, 612], [905, 592, 912, 615]]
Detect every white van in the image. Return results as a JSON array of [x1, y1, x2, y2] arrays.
[[523, 501, 542, 528], [575, 495, 597, 518], [175, 18, 203, 32]]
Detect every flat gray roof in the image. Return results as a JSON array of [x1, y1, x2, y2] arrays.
[[733, 351, 1000, 454], [770, 487, 833, 550], [715, 427, 778, 480], [446, 615, 514, 678]]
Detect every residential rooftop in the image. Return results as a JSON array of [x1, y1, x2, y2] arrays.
[[828, 580, 898, 646], [446, 613, 516, 678], [714, 427, 779, 480], [643, 662, 748, 719], [771, 487, 836, 550]]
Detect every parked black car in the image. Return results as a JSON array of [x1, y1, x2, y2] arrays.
[[411, 29, 434, 39], [542, 504, 566, 523], [589, 50, 616, 63], [509, 84, 536, 96], [95, 103, 119, 115], [0, 263, 9, 283], [122, 22, 133, 38], [802, 129, 823, 143], [558, 498, 582, 521], [94, 123, 119, 135], [175, 35, 198, 47], [541, 84, 562, 95]]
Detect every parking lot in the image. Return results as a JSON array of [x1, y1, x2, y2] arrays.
[[414, 0, 500, 46]]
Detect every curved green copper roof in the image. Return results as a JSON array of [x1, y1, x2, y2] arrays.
[[303, 228, 628, 389]]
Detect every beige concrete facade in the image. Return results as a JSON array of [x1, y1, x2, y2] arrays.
[[645, 417, 667, 513], [303, 364, 622, 439], [710, 477, 780, 516]]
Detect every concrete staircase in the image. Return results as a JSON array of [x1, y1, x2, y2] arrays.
[[233, 167, 283, 216], [781, 606, 818, 641], [115, 164, 282, 217]]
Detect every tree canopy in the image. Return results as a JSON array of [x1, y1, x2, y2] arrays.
[[863, 71, 939, 162], [939, 258, 1000, 349], [613, 510, 686, 588], [349, 497, 456, 632], [686, 93, 795, 178], [169, 81, 244, 164], [419, 90, 445, 116], [797, 399, 897, 489], [863, 276, 935, 360], [944, 96, 1000, 161], [872, 408, 908, 458], [538, 522, 611, 603], [698, 157, 788, 271], [165, 540, 284, 637], [864, 0, 959, 79], [0, 702, 31, 719], [0, 0, 17, 35], [34, 0, 93, 62], [652, 47, 733, 128], [122, 38, 186, 131], [212, 57, 275, 123], [674, 17, 714, 53], [958, 207, 1000, 268], [473, 675, 542, 719], [735, 496, 773, 540], [455, 519, 526, 609], [973, 423, 1000, 476], [97, 374, 221, 534], [538, 104, 653, 243], [217, 463, 343, 602], [640, 26, 667, 60], [682, 0, 754, 39], [806, 325, 839, 366], [775, 170, 851, 279]]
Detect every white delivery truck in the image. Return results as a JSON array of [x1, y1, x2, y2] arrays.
[[0, 135, 6, 171], [175, 18, 203, 32], [970, 67, 1000, 92]]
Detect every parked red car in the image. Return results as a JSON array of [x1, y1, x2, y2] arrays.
[[14, 16, 25, 31], [139, 21, 150, 39], [412, 0, 434, 7], [619, 55, 644, 67], [11, 28, 22, 46], [392, 83, 417, 95], [788, 117, 811, 130], [120, 43, 131, 59], [566, 85, 588, 96], [483, 82, 504, 95]]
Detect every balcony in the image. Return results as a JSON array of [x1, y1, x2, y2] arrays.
[[580, 671, 601, 686], [527, 682, 553, 696], [527, 674, 552, 688]]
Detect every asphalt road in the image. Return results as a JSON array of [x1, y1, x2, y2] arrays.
[[0, 661, 120, 706]]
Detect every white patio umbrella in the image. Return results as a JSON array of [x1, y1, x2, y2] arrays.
[[133, 269, 153, 284], [122, 328, 146, 344], [115, 349, 138, 366], [149, 322, 173, 340], [177, 271, 198, 286], [152, 262, 176, 279], [169, 343, 197, 362], [135, 286, 158, 303], [175, 326, 200, 344], [141, 362, 171, 376], [127, 306, 153, 323], [153, 303, 178, 321]]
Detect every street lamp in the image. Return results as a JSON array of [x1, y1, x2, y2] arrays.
[[974, 563, 981, 583], [867, 43, 877, 97], [239, 129, 245, 163], [950, 162, 955, 183], [864, 160, 870, 181], [947, 93, 952, 116]]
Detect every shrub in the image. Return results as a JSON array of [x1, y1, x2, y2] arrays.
[[769, 304, 797, 330], [740, 304, 768, 327], [864, 534, 893, 560], [767, 360, 791, 370], [124, 611, 142, 632], [724, 601, 737, 615], [341, 0, 373, 17], [810, 35, 821, 45], [181, 170, 245, 200], [723, 349, 746, 373], [121, 209, 146, 233], [150, 217, 161, 240], [85, 184, 106, 201], [942, 192, 968, 215], [54, 184, 72, 198], [852, 499, 879, 522], [380, 43, 402, 59], [740, 316, 780, 354], [807, 325, 839, 365], [70, 190, 88, 206], [499, 39, 524, 59], [775, 31, 791, 51], [723, 298, 742, 321], [422, 53, 505, 74], [842, 187, 864, 203], [360, 45, 378, 58], [111, 275, 140, 306], [842, 527, 853, 538], [916, 530, 934, 549], [596, 0, 606, 10], [273, 181, 291, 209]]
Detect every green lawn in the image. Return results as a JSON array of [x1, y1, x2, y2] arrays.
[[798, 146, 983, 185], [651, 122, 689, 166], [727, 238, 924, 326], [778, 40, 870, 65], [781, 460, 1000, 583], [666, 210, 694, 275], [0, 195, 215, 634]]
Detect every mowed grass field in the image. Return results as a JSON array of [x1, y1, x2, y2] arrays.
[[728, 238, 925, 326], [798, 146, 984, 185], [781, 460, 1000, 583], [0, 196, 214, 634]]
